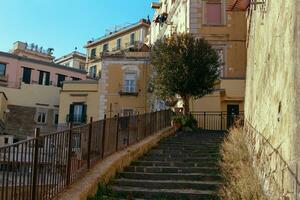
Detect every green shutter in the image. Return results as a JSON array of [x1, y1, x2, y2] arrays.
[[69, 104, 74, 122], [82, 104, 87, 123], [45, 72, 50, 85], [38, 71, 43, 85]]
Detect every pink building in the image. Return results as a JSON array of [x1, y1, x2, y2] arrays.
[[0, 41, 86, 88], [0, 42, 87, 138]]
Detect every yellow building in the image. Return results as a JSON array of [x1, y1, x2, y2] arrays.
[[151, 0, 247, 114], [58, 51, 153, 125], [58, 19, 159, 126], [84, 19, 151, 79]]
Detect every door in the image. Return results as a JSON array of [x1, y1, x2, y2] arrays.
[[227, 105, 239, 128]]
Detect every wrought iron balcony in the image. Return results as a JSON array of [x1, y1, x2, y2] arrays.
[[118, 83, 140, 96]]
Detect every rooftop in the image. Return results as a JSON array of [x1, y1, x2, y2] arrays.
[[0, 51, 87, 74], [85, 19, 151, 48], [54, 51, 86, 63]]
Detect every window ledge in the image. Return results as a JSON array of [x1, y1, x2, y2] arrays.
[[119, 91, 139, 96]]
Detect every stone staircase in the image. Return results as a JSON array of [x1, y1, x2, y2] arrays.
[[107, 131, 224, 200]]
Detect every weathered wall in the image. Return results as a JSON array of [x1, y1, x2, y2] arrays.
[[245, 0, 299, 198]]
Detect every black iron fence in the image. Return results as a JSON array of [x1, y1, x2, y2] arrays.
[[191, 111, 244, 131], [0, 110, 172, 200]]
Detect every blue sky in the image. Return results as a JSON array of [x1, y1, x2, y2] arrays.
[[0, 0, 155, 57]]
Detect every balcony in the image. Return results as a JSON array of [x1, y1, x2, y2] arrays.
[[118, 84, 140, 96]]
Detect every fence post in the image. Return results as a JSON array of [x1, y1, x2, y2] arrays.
[[101, 114, 106, 159], [66, 122, 73, 186], [127, 113, 130, 147], [87, 117, 93, 170], [204, 112, 206, 130], [136, 112, 139, 142], [115, 114, 119, 152], [220, 112, 223, 130], [31, 128, 40, 200]]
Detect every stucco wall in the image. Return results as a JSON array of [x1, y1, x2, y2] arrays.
[[245, 0, 298, 198], [0, 53, 86, 88], [58, 81, 99, 124]]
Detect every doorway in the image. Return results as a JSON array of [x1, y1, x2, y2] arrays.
[[227, 104, 239, 128]]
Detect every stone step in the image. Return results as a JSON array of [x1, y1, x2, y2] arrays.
[[150, 149, 221, 154], [153, 146, 221, 151], [113, 179, 222, 191], [144, 153, 220, 159], [139, 156, 219, 162], [130, 161, 219, 167], [124, 166, 219, 174], [111, 186, 219, 200], [117, 172, 222, 181], [146, 151, 220, 157]]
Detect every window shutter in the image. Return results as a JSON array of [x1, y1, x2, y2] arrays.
[[69, 104, 75, 122], [45, 72, 50, 85], [82, 104, 87, 123], [39, 71, 43, 85]]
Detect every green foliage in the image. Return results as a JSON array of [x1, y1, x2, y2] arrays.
[[171, 115, 182, 124], [181, 114, 197, 129], [172, 114, 197, 129], [150, 33, 220, 113]]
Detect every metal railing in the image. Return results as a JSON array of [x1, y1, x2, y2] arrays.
[[191, 111, 244, 131], [0, 110, 172, 200]]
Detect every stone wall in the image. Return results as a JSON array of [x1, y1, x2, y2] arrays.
[[245, 0, 300, 199], [4, 105, 57, 138]]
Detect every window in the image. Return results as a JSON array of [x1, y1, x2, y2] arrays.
[[22, 67, 32, 84], [35, 108, 47, 124], [130, 33, 135, 45], [205, 2, 223, 25], [116, 38, 121, 50], [123, 109, 134, 116], [65, 62, 70, 67], [38, 71, 50, 85], [89, 66, 97, 79], [0, 63, 6, 76], [90, 48, 96, 58], [103, 43, 109, 52], [4, 137, 8, 144], [57, 74, 66, 87], [124, 72, 136, 93], [79, 62, 85, 70], [69, 103, 87, 123]]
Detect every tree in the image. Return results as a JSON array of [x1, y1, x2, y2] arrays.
[[151, 33, 220, 114]]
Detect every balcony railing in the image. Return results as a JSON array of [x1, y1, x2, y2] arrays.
[[118, 84, 140, 96]]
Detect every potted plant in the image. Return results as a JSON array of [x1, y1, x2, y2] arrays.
[[171, 116, 182, 129]]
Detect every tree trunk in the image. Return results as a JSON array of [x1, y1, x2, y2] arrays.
[[182, 95, 190, 115]]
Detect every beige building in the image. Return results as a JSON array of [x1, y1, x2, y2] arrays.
[[151, 0, 247, 114], [58, 51, 152, 126], [0, 42, 87, 137], [55, 51, 86, 71], [84, 19, 150, 79], [58, 19, 157, 126], [245, 0, 300, 198]]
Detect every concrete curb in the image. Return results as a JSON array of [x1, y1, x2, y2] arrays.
[[56, 127, 174, 200]]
